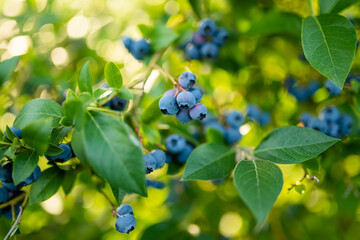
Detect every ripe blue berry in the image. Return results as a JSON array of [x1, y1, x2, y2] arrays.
[[165, 134, 186, 153], [199, 18, 217, 37], [176, 109, 192, 123], [325, 80, 341, 96], [320, 106, 340, 123], [0, 187, 9, 203], [246, 104, 261, 121], [327, 123, 341, 138], [122, 37, 133, 50], [177, 144, 194, 163], [189, 103, 207, 120], [225, 111, 244, 128], [308, 118, 327, 134], [259, 111, 271, 126], [146, 179, 166, 189], [130, 39, 150, 60], [164, 89, 177, 97], [150, 149, 166, 169], [110, 96, 128, 111], [0, 164, 13, 183], [178, 72, 197, 89], [4, 126, 22, 139], [213, 28, 229, 46], [2, 182, 19, 191], [225, 128, 243, 144], [115, 214, 136, 234], [116, 204, 134, 217], [300, 113, 313, 127], [23, 166, 41, 186], [144, 154, 156, 174], [188, 87, 203, 103], [200, 42, 219, 59], [185, 43, 201, 60], [176, 91, 196, 109], [45, 143, 73, 163], [339, 114, 353, 136], [159, 95, 179, 115], [191, 31, 206, 46]]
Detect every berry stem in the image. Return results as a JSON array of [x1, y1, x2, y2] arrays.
[[152, 64, 178, 85], [4, 192, 28, 240], [99, 189, 117, 211]]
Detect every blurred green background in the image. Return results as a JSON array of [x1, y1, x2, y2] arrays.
[[0, 0, 360, 239]]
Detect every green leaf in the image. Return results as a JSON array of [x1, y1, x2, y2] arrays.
[[0, 145, 9, 160], [104, 62, 123, 89], [205, 128, 225, 144], [63, 96, 90, 129], [140, 24, 178, 51], [254, 126, 339, 164], [233, 160, 283, 223], [94, 88, 108, 99], [66, 89, 77, 101], [319, 0, 360, 13], [0, 56, 20, 85], [72, 111, 146, 196], [29, 167, 64, 205], [78, 61, 93, 94], [118, 88, 133, 100], [302, 14, 357, 88], [45, 143, 65, 156], [188, 0, 203, 19], [295, 183, 306, 194], [22, 119, 52, 155], [182, 143, 235, 181], [110, 185, 127, 205], [141, 97, 162, 124], [62, 171, 77, 195], [12, 150, 39, 185], [5, 126, 19, 141], [302, 157, 321, 173], [247, 11, 302, 36], [13, 99, 64, 129], [50, 126, 73, 144]]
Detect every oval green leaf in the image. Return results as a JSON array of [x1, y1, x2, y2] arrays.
[[78, 61, 93, 94], [182, 143, 236, 181], [302, 14, 357, 88], [12, 150, 39, 186], [104, 61, 123, 89], [319, 0, 360, 14], [254, 126, 339, 164], [234, 159, 283, 223]]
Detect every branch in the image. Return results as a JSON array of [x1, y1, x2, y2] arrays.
[[152, 64, 177, 85]]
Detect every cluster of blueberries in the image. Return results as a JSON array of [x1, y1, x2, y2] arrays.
[[122, 37, 151, 60], [182, 18, 229, 60], [45, 142, 75, 163], [102, 84, 128, 111], [159, 72, 207, 123], [1, 127, 41, 219], [246, 104, 271, 126], [115, 204, 136, 234], [203, 111, 244, 145], [285, 77, 321, 102], [143, 149, 166, 174], [324, 80, 342, 96], [300, 106, 353, 138], [165, 134, 194, 164]]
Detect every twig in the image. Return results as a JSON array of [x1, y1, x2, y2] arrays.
[[151, 64, 178, 85], [0, 192, 26, 209], [4, 192, 29, 240], [288, 167, 319, 192]]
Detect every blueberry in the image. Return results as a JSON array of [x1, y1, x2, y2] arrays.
[[178, 72, 197, 89], [191, 31, 206, 46], [225, 128, 242, 144], [259, 111, 271, 126], [176, 109, 192, 123], [176, 91, 196, 109], [116, 204, 134, 217], [189, 103, 207, 120], [146, 179, 166, 189], [150, 149, 166, 169], [213, 28, 229, 46], [122, 37, 133, 50], [306, 80, 321, 96], [45, 143, 73, 163], [246, 104, 261, 121], [23, 166, 41, 186], [225, 111, 244, 128], [339, 114, 353, 136], [0, 164, 13, 183], [320, 106, 340, 123], [300, 113, 313, 127], [200, 42, 219, 59], [325, 80, 341, 96], [205, 121, 226, 136], [164, 89, 177, 97], [159, 95, 179, 115], [144, 154, 156, 174], [199, 18, 217, 37], [130, 39, 151, 60], [0, 187, 9, 203], [165, 153, 173, 164], [110, 96, 128, 111], [4, 126, 22, 139], [308, 118, 327, 134], [188, 87, 203, 103], [177, 144, 194, 163], [2, 182, 20, 191], [185, 43, 201, 60], [289, 86, 309, 102], [115, 214, 136, 234], [165, 134, 186, 153], [327, 123, 341, 138]]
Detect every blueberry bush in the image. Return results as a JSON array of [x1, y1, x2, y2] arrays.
[[0, 0, 360, 239]]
